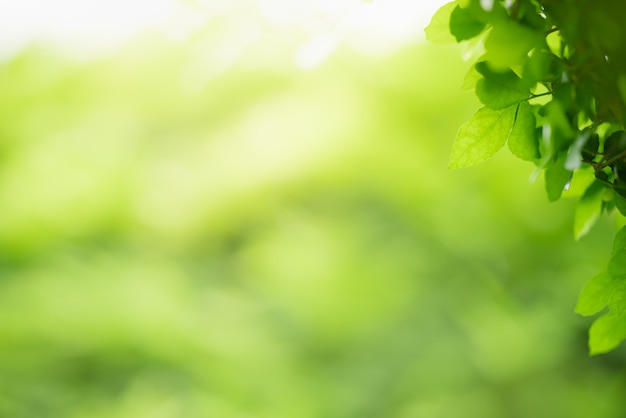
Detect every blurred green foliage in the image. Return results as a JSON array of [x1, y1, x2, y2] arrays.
[[1, 18, 626, 418]]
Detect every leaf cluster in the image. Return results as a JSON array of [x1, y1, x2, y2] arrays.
[[427, 0, 626, 354]]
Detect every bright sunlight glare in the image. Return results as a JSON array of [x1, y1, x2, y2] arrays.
[[0, 0, 448, 65]]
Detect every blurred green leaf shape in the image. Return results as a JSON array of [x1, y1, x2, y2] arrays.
[[565, 132, 592, 171], [449, 5, 486, 42], [484, 22, 543, 68], [475, 62, 531, 110], [615, 193, 626, 216], [573, 181, 605, 240], [544, 153, 572, 202], [608, 226, 626, 280], [462, 65, 482, 90]]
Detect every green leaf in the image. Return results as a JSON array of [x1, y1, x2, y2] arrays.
[[611, 224, 626, 254], [561, 166, 596, 199], [541, 101, 576, 140], [576, 272, 613, 316], [524, 50, 558, 86], [615, 193, 626, 216], [424, 2, 457, 44], [586, 228, 626, 354], [589, 314, 626, 355], [603, 130, 626, 158], [484, 22, 543, 68], [574, 181, 606, 240], [508, 102, 538, 160], [475, 62, 531, 110], [607, 282, 626, 318], [581, 134, 600, 162], [449, 5, 486, 42], [462, 65, 482, 90], [608, 226, 626, 278], [605, 227, 626, 316], [449, 106, 516, 168], [544, 153, 572, 202]]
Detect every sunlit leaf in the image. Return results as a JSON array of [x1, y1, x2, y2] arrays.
[[449, 105, 516, 168], [576, 272, 612, 316], [508, 102, 537, 160], [589, 314, 626, 355], [424, 2, 457, 43], [462, 64, 482, 90]]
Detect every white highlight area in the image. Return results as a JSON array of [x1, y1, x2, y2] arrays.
[[0, 0, 449, 62], [0, 0, 181, 59]]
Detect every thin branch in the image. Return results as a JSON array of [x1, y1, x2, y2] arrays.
[[598, 149, 626, 170], [528, 91, 553, 100], [545, 27, 559, 36], [511, 0, 522, 20]]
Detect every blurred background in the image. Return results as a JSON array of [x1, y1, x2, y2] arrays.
[[1, 0, 626, 417]]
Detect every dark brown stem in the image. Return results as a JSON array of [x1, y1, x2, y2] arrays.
[[512, 0, 522, 20]]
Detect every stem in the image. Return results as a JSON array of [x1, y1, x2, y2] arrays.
[[511, 0, 522, 20], [599, 149, 626, 170], [528, 91, 553, 100], [545, 27, 559, 35]]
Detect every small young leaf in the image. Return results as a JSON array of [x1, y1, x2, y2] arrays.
[[576, 272, 613, 316], [449, 5, 486, 42], [589, 314, 626, 355], [574, 181, 606, 240], [475, 62, 531, 110], [449, 106, 516, 168], [508, 102, 538, 160], [424, 2, 457, 44], [544, 153, 572, 202]]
